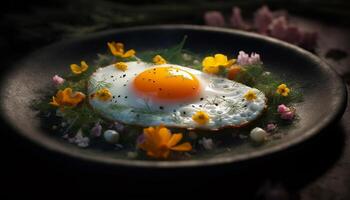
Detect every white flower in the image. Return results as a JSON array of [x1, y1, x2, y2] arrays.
[[199, 137, 215, 150], [68, 129, 90, 148]]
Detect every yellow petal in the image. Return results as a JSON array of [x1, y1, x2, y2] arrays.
[[70, 64, 82, 74], [170, 142, 192, 151], [122, 49, 136, 58], [202, 56, 217, 67], [80, 61, 88, 72], [107, 42, 118, 56], [224, 59, 236, 67], [203, 65, 219, 74], [214, 54, 228, 66], [158, 127, 171, 143], [115, 43, 124, 51], [49, 96, 60, 106], [167, 133, 183, 147]]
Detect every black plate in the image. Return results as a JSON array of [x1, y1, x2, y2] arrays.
[[0, 25, 347, 169]]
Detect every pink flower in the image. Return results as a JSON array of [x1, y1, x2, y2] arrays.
[[277, 104, 295, 120], [237, 51, 250, 65], [249, 53, 262, 64], [266, 123, 277, 132], [204, 11, 226, 27], [254, 5, 273, 34], [277, 104, 290, 113], [237, 51, 262, 65], [229, 6, 249, 30], [280, 111, 295, 120], [52, 75, 65, 86], [268, 16, 288, 40]]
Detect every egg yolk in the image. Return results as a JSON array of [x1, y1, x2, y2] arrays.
[[133, 67, 200, 102]]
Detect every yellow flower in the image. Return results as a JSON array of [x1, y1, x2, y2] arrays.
[[114, 62, 128, 71], [95, 88, 112, 101], [244, 90, 257, 101], [107, 42, 136, 58], [138, 124, 192, 159], [276, 84, 290, 97], [70, 61, 88, 75], [153, 55, 167, 65], [202, 54, 235, 74], [192, 111, 210, 125], [50, 88, 85, 107]]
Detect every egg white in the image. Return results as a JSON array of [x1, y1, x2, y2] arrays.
[[88, 61, 266, 130]]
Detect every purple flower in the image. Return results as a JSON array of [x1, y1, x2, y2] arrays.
[[229, 6, 249, 30], [237, 51, 262, 65], [277, 104, 290, 113], [254, 5, 273, 34], [52, 75, 65, 86], [266, 123, 277, 132], [90, 122, 102, 137], [204, 11, 226, 27]]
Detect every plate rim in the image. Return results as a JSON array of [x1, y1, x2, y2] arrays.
[[1, 24, 347, 169]]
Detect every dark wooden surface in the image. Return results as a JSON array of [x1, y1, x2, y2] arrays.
[[0, 15, 349, 199]]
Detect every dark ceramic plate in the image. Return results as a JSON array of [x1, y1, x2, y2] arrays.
[[0, 25, 347, 168]]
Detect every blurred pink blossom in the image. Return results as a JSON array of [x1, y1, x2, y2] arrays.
[[52, 75, 64, 86], [268, 16, 288, 40], [203, 5, 318, 50], [254, 5, 273, 34], [230, 6, 249, 30], [204, 11, 225, 27]]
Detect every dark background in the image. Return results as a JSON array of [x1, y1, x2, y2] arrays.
[[1, 0, 350, 199]]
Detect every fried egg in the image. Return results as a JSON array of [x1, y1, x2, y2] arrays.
[[88, 61, 266, 130]]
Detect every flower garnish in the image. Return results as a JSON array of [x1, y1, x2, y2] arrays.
[[192, 111, 210, 125], [95, 88, 112, 101], [114, 62, 128, 71], [138, 124, 192, 159], [52, 75, 65, 86], [70, 61, 88, 75], [107, 42, 136, 58], [50, 88, 85, 107], [237, 51, 262, 65], [276, 83, 290, 96], [202, 54, 235, 74], [90, 122, 102, 137], [153, 55, 167, 65], [277, 104, 295, 120], [244, 90, 257, 101], [227, 65, 242, 80]]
